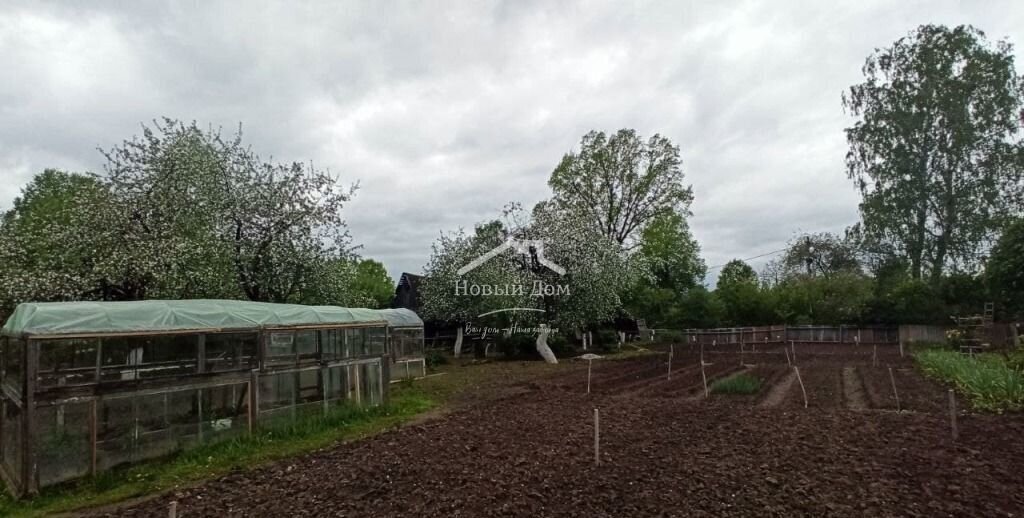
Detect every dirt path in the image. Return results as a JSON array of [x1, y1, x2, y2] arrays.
[[842, 367, 869, 410], [760, 369, 796, 408]]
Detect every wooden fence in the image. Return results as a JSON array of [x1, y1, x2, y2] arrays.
[[678, 325, 899, 345]]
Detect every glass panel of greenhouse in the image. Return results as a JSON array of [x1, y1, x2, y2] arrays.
[[377, 309, 426, 381], [0, 300, 395, 496]]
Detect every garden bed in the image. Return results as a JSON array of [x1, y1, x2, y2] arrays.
[[90, 348, 1024, 517]]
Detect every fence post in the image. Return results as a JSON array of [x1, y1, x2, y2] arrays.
[[249, 369, 260, 432]]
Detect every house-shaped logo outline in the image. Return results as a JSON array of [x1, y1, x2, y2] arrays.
[[456, 238, 565, 276]]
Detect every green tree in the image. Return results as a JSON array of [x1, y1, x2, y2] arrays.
[[717, 260, 758, 289], [350, 259, 395, 308], [677, 286, 725, 329], [636, 212, 706, 292], [548, 129, 693, 250], [769, 273, 874, 324], [622, 212, 706, 327], [844, 24, 1024, 282], [0, 170, 115, 307], [987, 219, 1024, 317], [420, 203, 632, 362], [715, 260, 766, 325], [101, 119, 359, 303], [881, 279, 947, 324], [775, 232, 861, 280], [0, 119, 361, 309]]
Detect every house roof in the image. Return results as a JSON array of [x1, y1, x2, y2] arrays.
[[1, 299, 391, 338], [392, 272, 423, 311]]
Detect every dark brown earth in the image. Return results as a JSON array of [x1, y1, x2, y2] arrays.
[[90, 346, 1024, 517]]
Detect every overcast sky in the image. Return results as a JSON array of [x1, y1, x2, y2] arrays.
[[2, 1, 1022, 286]]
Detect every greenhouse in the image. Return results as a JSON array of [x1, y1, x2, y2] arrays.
[[0, 300, 396, 496], [377, 308, 426, 381]]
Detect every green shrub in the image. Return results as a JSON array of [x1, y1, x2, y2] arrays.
[[915, 349, 1024, 413], [547, 332, 577, 357], [425, 349, 448, 368], [1006, 349, 1024, 372], [655, 330, 684, 344], [710, 373, 762, 395], [495, 333, 539, 359]]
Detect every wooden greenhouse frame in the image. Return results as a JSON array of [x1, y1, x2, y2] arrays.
[[0, 300, 400, 497]]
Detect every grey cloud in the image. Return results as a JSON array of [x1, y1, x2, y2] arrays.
[[1, 0, 1022, 286]]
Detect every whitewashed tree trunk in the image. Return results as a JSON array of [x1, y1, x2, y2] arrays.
[[536, 325, 558, 364], [587, 331, 593, 350], [619, 331, 625, 345], [453, 326, 464, 357]]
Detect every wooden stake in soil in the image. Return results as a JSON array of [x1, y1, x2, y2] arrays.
[[668, 344, 674, 380], [888, 367, 901, 412], [593, 408, 601, 466], [794, 366, 808, 408], [790, 340, 796, 365], [587, 359, 593, 394], [701, 360, 709, 398], [948, 389, 958, 440], [784, 345, 791, 366], [168, 501, 178, 518]]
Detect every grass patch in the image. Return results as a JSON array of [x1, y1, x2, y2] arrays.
[[710, 373, 762, 395], [0, 385, 436, 517], [914, 348, 1024, 413]]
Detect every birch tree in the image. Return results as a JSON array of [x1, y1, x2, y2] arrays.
[[844, 24, 1024, 282]]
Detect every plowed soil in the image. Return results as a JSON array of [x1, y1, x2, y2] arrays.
[[91, 347, 1024, 517]]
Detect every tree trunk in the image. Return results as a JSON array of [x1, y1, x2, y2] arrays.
[[536, 325, 558, 364], [453, 326, 464, 358]]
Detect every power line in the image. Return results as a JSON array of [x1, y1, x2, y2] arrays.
[[707, 248, 788, 270]]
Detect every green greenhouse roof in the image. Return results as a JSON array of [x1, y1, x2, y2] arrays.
[[1, 300, 393, 338], [376, 308, 424, 328]]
